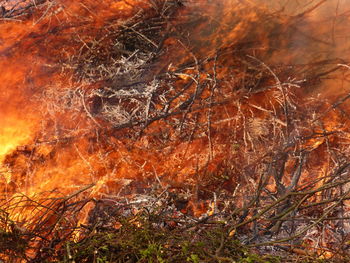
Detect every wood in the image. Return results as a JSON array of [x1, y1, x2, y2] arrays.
[[0, 0, 45, 18]]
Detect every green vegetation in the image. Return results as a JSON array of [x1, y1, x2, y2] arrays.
[[58, 211, 280, 263]]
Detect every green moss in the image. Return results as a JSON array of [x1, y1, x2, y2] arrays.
[[54, 212, 280, 263]]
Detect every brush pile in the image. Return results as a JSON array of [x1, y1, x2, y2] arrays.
[[1, 0, 350, 262]]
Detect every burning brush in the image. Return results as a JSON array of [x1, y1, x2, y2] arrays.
[[1, 0, 350, 262]]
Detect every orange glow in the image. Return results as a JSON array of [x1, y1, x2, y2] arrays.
[[0, 1, 343, 196]]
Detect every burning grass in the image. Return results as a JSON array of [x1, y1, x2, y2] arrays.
[[2, 0, 350, 262]]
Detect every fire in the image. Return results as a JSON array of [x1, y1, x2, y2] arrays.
[[1, 0, 350, 260], [0, 118, 32, 160]]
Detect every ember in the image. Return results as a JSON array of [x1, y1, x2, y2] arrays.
[[1, 0, 350, 262]]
